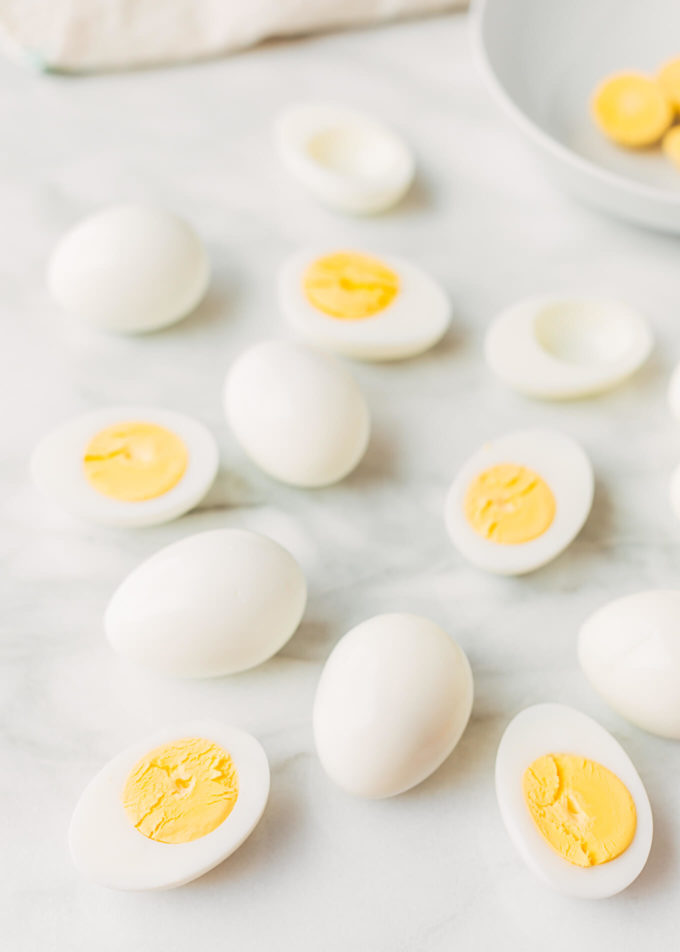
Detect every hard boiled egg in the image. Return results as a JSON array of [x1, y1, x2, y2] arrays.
[[667, 361, 680, 419], [48, 204, 209, 334], [106, 529, 307, 678], [224, 340, 370, 487], [69, 722, 269, 890], [278, 248, 450, 361], [579, 590, 680, 739], [485, 296, 652, 399], [274, 103, 414, 215], [496, 704, 652, 898], [313, 613, 473, 798], [445, 428, 593, 575], [30, 407, 218, 528]]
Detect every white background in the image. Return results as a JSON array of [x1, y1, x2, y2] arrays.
[[1, 11, 678, 950]]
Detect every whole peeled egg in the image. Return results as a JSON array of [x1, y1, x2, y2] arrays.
[[313, 613, 473, 798], [579, 590, 680, 739], [48, 204, 209, 333], [105, 529, 307, 678], [224, 340, 370, 487]]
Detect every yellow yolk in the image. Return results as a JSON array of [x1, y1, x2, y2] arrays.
[[122, 737, 239, 844], [663, 125, 680, 168], [592, 72, 672, 147], [659, 58, 680, 111], [303, 251, 400, 320], [83, 421, 188, 502], [464, 463, 556, 545], [523, 753, 637, 867]]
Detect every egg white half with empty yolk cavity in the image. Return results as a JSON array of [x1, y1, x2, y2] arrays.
[[69, 723, 269, 890], [30, 407, 218, 528], [445, 428, 593, 575], [496, 704, 652, 898], [278, 249, 450, 361], [485, 296, 652, 400], [274, 102, 414, 215]]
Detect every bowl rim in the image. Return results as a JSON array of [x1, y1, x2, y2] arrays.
[[471, 0, 680, 208]]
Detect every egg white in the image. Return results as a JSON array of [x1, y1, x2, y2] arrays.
[[485, 296, 652, 400], [274, 102, 414, 215], [495, 704, 653, 899], [278, 248, 450, 361], [69, 722, 270, 891], [30, 407, 218, 528], [444, 428, 593, 575]]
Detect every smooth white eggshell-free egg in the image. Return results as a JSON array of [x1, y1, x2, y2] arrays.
[[485, 296, 652, 400], [278, 248, 450, 361], [496, 704, 652, 898], [224, 340, 370, 487], [274, 103, 414, 215], [48, 204, 209, 334], [313, 613, 473, 798], [69, 722, 269, 890], [106, 528, 307, 678], [579, 590, 680, 739], [29, 406, 218, 529], [445, 428, 594, 575]]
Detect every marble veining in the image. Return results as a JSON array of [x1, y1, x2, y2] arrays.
[[1, 11, 679, 951]]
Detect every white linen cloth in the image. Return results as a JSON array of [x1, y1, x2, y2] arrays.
[[0, 0, 467, 72]]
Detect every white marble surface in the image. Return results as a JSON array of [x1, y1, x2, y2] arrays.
[[2, 11, 679, 951]]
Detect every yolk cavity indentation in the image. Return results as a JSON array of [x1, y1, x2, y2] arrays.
[[592, 72, 672, 147], [83, 421, 188, 502], [122, 737, 239, 844], [303, 251, 399, 320], [523, 753, 637, 867], [464, 463, 556, 545]]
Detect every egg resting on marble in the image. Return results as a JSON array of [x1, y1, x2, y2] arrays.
[[69, 722, 269, 890], [30, 407, 218, 528]]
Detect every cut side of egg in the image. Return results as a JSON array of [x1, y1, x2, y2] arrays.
[[69, 722, 269, 890], [106, 529, 307, 678], [579, 590, 680, 739], [485, 296, 652, 400], [48, 204, 210, 334], [224, 339, 370, 487], [274, 102, 414, 215], [445, 428, 593, 575], [30, 407, 218, 528], [313, 613, 473, 798], [278, 248, 450, 361], [496, 704, 652, 898]]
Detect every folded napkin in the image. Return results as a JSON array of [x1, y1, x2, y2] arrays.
[[0, 0, 467, 73]]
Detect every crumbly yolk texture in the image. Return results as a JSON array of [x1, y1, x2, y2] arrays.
[[83, 422, 188, 502], [663, 126, 680, 168], [122, 737, 239, 844], [303, 251, 400, 320], [659, 58, 680, 111], [523, 753, 637, 867], [464, 463, 556, 545], [592, 72, 672, 147]]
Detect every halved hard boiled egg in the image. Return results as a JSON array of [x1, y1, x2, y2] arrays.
[[274, 102, 414, 215], [30, 407, 218, 528], [278, 248, 450, 361], [445, 428, 593, 575], [48, 204, 210, 334], [224, 340, 370, 487], [69, 722, 269, 890], [496, 704, 653, 898], [485, 296, 652, 399]]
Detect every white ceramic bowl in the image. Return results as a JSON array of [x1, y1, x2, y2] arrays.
[[474, 0, 680, 233]]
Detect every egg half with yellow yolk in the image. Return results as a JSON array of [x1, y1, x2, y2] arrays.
[[69, 723, 269, 890], [278, 249, 450, 361], [444, 428, 593, 575], [30, 407, 218, 528], [496, 704, 652, 898]]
